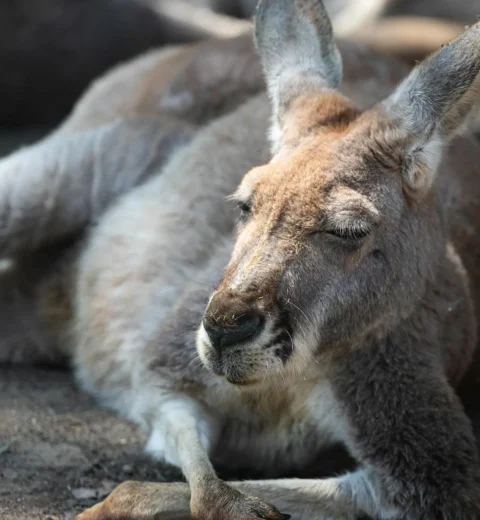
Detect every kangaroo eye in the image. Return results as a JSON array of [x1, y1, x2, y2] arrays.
[[237, 201, 252, 222], [326, 227, 371, 240]]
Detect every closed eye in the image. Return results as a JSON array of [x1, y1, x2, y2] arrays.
[[325, 225, 371, 240]]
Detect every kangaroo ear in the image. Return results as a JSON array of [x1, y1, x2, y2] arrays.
[[381, 23, 480, 196], [254, 0, 342, 151]]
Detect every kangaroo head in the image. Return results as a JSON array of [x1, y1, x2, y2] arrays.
[[197, 0, 480, 386]]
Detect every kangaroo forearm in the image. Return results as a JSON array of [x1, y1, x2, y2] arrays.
[[76, 472, 381, 520], [231, 469, 384, 519], [333, 337, 480, 518]]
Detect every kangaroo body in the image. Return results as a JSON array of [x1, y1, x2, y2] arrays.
[[52, 38, 410, 478]]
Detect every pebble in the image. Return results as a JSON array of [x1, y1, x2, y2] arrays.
[[71, 487, 97, 500]]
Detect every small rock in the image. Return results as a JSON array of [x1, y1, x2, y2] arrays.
[[3, 468, 17, 479], [122, 464, 133, 474], [0, 441, 13, 455], [71, 487, 97, 500]]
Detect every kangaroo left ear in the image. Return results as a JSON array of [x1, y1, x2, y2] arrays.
[[381, 23, 480, 197], [254, 0, 343, 152]]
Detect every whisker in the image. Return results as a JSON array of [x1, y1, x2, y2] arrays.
[[284, 299, 316, 330], [284, 328, 294, 350]]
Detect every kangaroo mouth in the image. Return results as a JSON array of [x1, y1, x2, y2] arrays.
[[203, 349, 261, 387], [196, 319, 292, 388], [227, 376, 259, 386]]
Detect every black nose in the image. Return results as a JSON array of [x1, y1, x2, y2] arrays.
[[203, 311, 263, 350]]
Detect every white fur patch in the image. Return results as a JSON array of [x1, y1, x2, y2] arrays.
[[146, 397, 217, 469], [196, 323, 212, 368]]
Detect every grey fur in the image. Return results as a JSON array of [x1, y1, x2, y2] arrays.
[[255, 0, 343, 145], [384, 23, 480, 138]]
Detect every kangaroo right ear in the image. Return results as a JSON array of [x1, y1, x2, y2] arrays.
[[254, 0, 343, 151], [381, 22, 480, 197]]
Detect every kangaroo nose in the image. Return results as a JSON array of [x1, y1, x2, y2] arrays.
[[203, 310, 263, 350]]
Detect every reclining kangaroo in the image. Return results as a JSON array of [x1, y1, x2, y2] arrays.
[[2, 0, 480, 518]]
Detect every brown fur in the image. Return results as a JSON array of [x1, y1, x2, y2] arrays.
[[350, 16, 464, 64]]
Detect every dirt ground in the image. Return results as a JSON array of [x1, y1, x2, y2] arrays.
[[0, 366, 183, 520]]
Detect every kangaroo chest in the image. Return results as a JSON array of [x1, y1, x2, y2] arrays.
[[206, 380, 347, 476]]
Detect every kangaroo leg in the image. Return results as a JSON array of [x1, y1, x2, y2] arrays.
[[74, 470, 381, 520], [75, 481, 193, 520], [0, 32, 267, 259], [0, 115, 194, 258]]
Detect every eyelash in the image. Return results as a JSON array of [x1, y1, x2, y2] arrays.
[[325, 227, 371, 240]]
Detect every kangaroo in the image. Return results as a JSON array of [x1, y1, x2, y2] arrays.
[[184, 0, 480, 34], [386, 0, 480, 25], [68, 1, 480, 519], [2, 1, 480, 520]]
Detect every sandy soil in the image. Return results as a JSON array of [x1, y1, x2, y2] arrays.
[[0, 366, 183, 520]]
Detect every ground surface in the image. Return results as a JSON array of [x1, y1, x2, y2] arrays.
[[0, 366, 182, 520]]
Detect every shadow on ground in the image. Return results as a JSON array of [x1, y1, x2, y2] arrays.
[[0, 366, 182, 520]]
